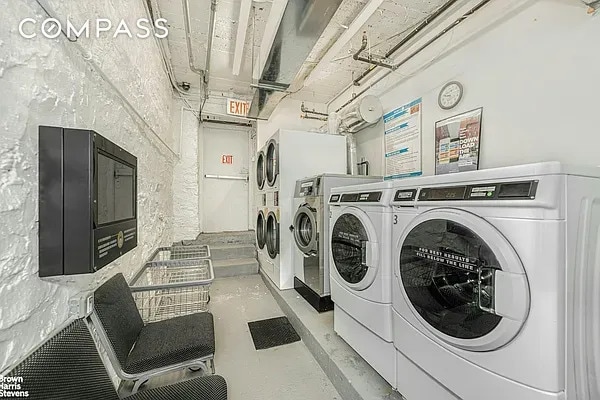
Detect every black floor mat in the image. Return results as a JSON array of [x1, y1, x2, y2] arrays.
[[248, 316, 301, 350]]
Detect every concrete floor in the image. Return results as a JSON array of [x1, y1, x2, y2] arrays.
[[128, 274, 341, 400]]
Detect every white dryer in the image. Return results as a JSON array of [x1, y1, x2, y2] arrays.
[[261, 129, 347, 289], [390, 162, 600, 400], [329, 181, 395, 387]]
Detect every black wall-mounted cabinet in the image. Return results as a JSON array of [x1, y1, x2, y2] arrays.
[[39, 126, 138, 277]]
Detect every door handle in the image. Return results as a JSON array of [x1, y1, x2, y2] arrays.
[[204, 174, 248, 181]]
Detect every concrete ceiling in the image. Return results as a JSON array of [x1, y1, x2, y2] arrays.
[[156, 0, 454, 109]]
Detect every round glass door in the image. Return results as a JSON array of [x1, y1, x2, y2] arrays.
[[266, 140, 278, 187], [293, 206, 317, 255], [397, 210, 529, 351], [256, 151, 265, 190], [256, 211, 266, 249], [266, 212, 279, 259], [331, 211, 377, 290]]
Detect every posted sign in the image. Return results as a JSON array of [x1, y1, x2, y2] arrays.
[[226, 98, 250, 117]]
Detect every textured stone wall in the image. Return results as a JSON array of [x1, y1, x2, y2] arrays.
[[0, 0, 176, 370], [172, 102, 201, 241]]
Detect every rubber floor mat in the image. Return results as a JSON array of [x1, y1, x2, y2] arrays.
[[248, 316, 301, 350]]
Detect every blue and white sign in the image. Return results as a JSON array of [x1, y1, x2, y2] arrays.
[[384, 98, 422, 180]]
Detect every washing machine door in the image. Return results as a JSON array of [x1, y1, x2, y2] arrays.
[[397, 209, 530, 351], [256, 210, 266, 250], [256, 151, 265, 190], [266, 139, 278, 187], [293, 205, 318, 255], [266, 211, 279, 259], [331, 208, 379, 291]]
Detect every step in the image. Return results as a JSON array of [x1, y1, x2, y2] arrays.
[[195, 230, 255, 246], [209, 244, 256, 261], [213, 257, 259, 278]]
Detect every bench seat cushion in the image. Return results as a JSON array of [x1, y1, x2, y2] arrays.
[[126, 376, 227, 400], [125, 312, 215, 374]]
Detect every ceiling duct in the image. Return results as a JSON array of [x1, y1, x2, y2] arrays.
[[339, 95, 383, 133], [248, 0, 343, 119]]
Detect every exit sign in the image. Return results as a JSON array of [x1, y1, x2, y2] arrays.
[[221, 155, 233, 164], [226, 98, 250, 117]]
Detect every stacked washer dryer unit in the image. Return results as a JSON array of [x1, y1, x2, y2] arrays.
[[255, 146, 268, 272], [291, 174, 382, 312], [262, 130, 347, 290], [328, 181, 396, 387], [390, 162, 600, 400]]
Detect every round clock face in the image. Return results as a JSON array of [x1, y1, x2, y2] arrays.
[[438, 81, 463, 110]]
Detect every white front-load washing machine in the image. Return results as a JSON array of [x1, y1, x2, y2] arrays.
[[329, 181, 395, 387], [390, 162, 600, 400]]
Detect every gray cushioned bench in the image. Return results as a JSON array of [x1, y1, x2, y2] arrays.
[[5, 319, 227, 400], [90, 273, 216, 392]]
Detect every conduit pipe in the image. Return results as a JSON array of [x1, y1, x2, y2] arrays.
[[204, 0, 218, 85], [182, 0, 205, 77], [335, 0, 491, 114], [353, 32, 395, 70], [353, 0, 459, 86]]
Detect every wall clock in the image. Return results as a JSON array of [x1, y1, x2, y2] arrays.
[[438, 81, 463, 110]]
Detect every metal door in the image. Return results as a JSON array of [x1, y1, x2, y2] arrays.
[[330, 208, 379, 291], [202, 124, 250, 232], [397, 209, 530, 351], [266, 139, 278, 187], [256, 210, 266, 249], [292, 204, 318, 255], [266, 211, 279, 259], [256, 150, 265, 190]]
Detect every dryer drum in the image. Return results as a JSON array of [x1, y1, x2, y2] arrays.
[[331, 213, 369, 284], [266, 212, 279, 259], [256, 151, 265, 190], [266, 140, 278, 186], [296, 213, 313, 247], [256, 211, 266, 249], [399, 219, 502, 340]]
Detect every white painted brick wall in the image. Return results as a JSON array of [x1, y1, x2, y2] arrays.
[[172, 101, 201, 241], [0, 0, 176, 371]]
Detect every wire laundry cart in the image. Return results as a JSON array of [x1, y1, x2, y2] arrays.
[[130, 258, 214, 323], [148, 243, 211, 263]]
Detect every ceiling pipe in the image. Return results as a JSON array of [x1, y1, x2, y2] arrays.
[[182, 0, 205, 77], [301, 102, 329, 117], [335, 0, 491, 114], [353, 32, 396, 70], [204, 0, 218, 86], [303, 0, 384, 87], [353, 0, 459, 86]]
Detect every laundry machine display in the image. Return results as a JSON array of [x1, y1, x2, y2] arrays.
[[390, 162, 600, 400]]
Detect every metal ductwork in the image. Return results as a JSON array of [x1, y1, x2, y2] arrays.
[[339, 95, 383, 133], [248, 0, 343, 119]]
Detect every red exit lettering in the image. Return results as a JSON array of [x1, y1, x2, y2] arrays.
[[221, 155, 233, 164], [227, 99, 250, 116]]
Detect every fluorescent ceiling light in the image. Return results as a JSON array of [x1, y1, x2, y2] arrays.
[[233, 0, 253, 76]]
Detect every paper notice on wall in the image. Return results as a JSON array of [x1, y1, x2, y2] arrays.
[[384, 98, 423, 180], [434, 108, 483, 175]]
